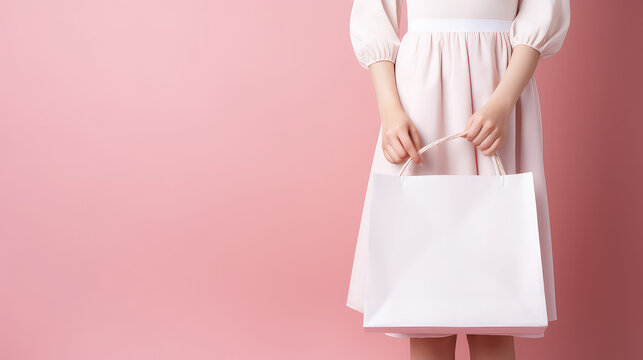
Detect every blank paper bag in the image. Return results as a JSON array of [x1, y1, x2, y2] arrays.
[[363, 131, 548, 336]]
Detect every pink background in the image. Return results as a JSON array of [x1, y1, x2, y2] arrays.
[[0, 1, 641, 359]]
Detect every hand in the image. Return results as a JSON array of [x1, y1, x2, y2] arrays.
[[380, 106, 423, 165], [461, 98, 512, 156], [460, 45, 540, 156]]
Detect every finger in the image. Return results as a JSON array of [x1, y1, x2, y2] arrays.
[[386, 144, 402, 164], [482, 137, 502, 156], [477, 129, 499, 151], [381, 140, 395, 163], [399, 131, 421, 164], [465, 116, 484, 141], [472, 124, 494, 146], [409, 124, 423, 159], [382, 146, 394, 163], [389, 137, 408, 161], [462, 114, 475, 136]]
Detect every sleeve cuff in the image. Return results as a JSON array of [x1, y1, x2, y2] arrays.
[[510, 41, 544, 59], [362, 58, 396, 69]]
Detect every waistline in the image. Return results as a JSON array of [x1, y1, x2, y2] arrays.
[[408, 18, 513, 33]]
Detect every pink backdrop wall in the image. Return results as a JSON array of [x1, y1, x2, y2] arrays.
[[0, 1, 641, 359]]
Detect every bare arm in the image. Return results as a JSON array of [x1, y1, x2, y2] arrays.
[[368, 60, 422, 164], [367, 44, 539, 163], [463, 44, 541, 155]]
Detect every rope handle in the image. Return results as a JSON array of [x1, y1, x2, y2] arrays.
[[398, 130, 506, 178]]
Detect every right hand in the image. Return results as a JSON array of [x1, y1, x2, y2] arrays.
[[380, 106, 423, 165]]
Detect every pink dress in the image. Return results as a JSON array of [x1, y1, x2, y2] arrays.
[[346, 0, 570, 338]]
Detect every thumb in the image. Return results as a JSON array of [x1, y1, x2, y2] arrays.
[[461, 115, 474, 137]]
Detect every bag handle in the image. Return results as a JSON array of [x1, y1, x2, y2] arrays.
[[398, 130, 506, 177]]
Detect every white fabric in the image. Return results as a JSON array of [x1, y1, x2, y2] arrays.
[[408, 18, 513, 33], [363, 135, 548, 337]]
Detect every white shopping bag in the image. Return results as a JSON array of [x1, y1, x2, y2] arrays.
[[363, 131, 548, 336]]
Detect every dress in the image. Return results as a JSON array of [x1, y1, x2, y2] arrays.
[[346, 0, 570, 338]]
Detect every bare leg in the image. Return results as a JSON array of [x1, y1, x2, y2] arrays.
[[409, 335, 457, 360], [466, 334, 515, 360]]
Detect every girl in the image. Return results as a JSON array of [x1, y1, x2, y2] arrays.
[[346, 1, 570, 359]]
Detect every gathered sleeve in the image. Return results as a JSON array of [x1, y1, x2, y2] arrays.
[[509, 0, 571, 59], [349, 0, 404, 69]]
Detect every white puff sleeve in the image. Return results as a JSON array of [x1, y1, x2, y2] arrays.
[[509, 0, 571, 59], [349, 0, 404, 69]]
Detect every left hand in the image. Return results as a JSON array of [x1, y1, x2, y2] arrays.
[[461, 98, 513, 156]]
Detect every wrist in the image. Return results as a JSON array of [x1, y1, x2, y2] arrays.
[[487, 91, 517, 113], [378, 100, 404, 117]]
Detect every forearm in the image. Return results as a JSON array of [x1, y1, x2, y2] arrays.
[[463, 45, 541, 156], [368, 60, 403, 117], [489, 45, 540, 109], [367, 60, 423, 164]]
